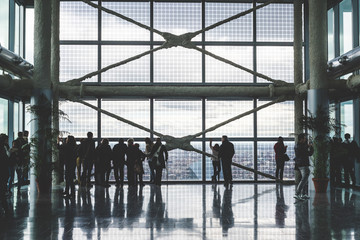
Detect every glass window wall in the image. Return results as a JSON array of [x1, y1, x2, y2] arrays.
[[341, 100, 353, 138], [339, 0, 353, 54], [0, 0, 9, 48], [0, 98, 8, 135]]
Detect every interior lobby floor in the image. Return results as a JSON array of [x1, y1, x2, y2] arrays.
[[0, 183, 359, 240]]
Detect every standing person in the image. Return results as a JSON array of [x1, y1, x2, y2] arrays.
[[274, 136, 288, 181], [150, 138, 168, 187], [0, 134, 10, 215], [294, 133, 313, 200], [8, 140, 21, 195], [95, 139, 112, 187], [79, 132, 95, 188], [126, 138, 137, 187], [14, 132, 25, 190], [144, 138, 155, 183], [63, 135, 78, 198], [219, 135, 235, 189], [343, 133, 358, 187], [112, 138, 127, 188], [330, 137, 345, 186], [209, 139, 221, 182], [134, 143, 146, 187]]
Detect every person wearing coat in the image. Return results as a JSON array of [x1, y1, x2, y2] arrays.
[[149, 138, 168, 186], [95, 138, 113, 187], [274, 136, 288, 180], [112, 138, 127, 188], [219, 135, 235, 189], [62, 135, 78, 198]]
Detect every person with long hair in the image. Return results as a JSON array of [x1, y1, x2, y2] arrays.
[[274, 136, 288, 181]]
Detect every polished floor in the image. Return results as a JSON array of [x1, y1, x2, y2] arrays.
[[0, 183, 359, 240]]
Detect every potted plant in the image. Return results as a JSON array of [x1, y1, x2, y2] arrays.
[[300, 106, 341, 193]]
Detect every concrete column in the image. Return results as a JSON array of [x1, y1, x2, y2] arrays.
[[308, 0, 329, 192], [294, 0, 303, 187], [31, 0, 52, 192], [51, 0, 61, 185]]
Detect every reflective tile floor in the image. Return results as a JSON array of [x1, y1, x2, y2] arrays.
[[0, 183, 360, 240]]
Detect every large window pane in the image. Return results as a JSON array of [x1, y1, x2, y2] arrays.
[[257, 141, 295, 180], [102, 2, 150, 41], [256, 46, 294, 83], [101, 46, 150, 83], [25, 8, 34, 64], [60, 45, 98, 82], [154, 2, 201, 42], [257, 3, 294, 42], [167, 142, 202, 181], [60, 1, 98, 40], [340, 0, 353, 54], [154, 100, 202, 137], [328, 9, 335, 60], [257, 101, 294, 138], [101, 100, 150, 138], [341, 100, 353, 138], [0, 98, 8, 135], [206, 100, 253, 137], [59, 100, 98, 138], [154, 47, 202, 83], [0, 0, 9, 48], [233, 142, 254, 180], [13, 102, 19, 138], [205, 2, 252, 42], [205, 46, 253, 83]]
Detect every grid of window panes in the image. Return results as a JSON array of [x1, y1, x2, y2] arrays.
[[205, 2, 253, 42], [256, 3, 294, 42], [102, 1, 150, 41], [59, 100, 98, 138], [257, 141, 295, 180], [205, 46, 253, 83], [154, 100, 202, 137], [57, 1, 298, 182], [101, 100, 150, 138], [101, 46, 150, 82]]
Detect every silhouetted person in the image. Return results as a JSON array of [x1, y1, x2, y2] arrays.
[[14, 132, 25, 191], [79, 132, 95, 188], [294, 133, 313, 200], [149, 138, 168, 186], [63, 135, 78, 198], [112, 138, 127, 188], [330, 137, 345, 186], [0, 134, 10, 215], [274, 136, 288, 180], [126, 138, 137, 187], [145, 138, 155, 183], [134, 143, 146, 187], [95, 139, 112, 187], [8, 140, 21, 195], [210, 139, 221, 182], [219, 135, 235, 189], [343, 133, 357, 187]]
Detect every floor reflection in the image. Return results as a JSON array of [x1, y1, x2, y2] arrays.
[[0, 184, 360, 239]]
